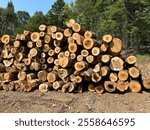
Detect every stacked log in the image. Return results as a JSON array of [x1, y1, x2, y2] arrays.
[[0, 19, 149, 94]]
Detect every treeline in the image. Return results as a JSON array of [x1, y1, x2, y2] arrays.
[[0, 0, 150, 53]]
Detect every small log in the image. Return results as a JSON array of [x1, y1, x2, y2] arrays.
[[37, 70, 47, 82], [44, 34, 51, 44], [27, 41, 35, 48], [81, 49, 89, 57], [70, 53, 76, 59], [91, 72, 102, 83], [13, 40, 20, 48], [54, 46, 62, 54], [61, 77, 69, 83], [72, 22, 84, 34], [53, 40, 61, 47], [39, 24, 47, 31], [53, 80, 64, 90], [22, 58, 31, 66], [30, 61, 41, 71], [84, 31, 97, 39], [109, 38, 122, 56], [110, 57, 124, 71], [36, 39, 43, 47], [100, 43, 109, 53], [68, 37, 74, 44], [47, 25, 52, 34], [39, 31, 46, 37], [93, 63, 101, 73], [91, 47, 100, 56], [43, 44, 50, 52], [76, 33, 84, 45], [47, 57, 54, 64], [47, 71, 59, 83], [75, 75, 82, 83], [64, 51, 70, 57], [125, 55, 137, 65], [62, 82, 71, 93], [129, 67, 140, 78], [2, 81, 15, 91], [88, 83, 95, 92], [27, 73, 37, 82], [30, 32, 40, 42], [74, 61, 88, 71], [3, 58, 13, 67], [1, 34, 10, 44], [101, 66, 110, 76], [57, 52, 65, 59], [118, 70, 129, 81], [51, 26, 64, 33], [54, 59, 59, 66], [41, 64, 48, 70], [109, 73, 118, 82], [86, 55, 94, 64], [66, 19, 76, 28], [83, 38, 94, 49], [69, 81, 77, 92], [117, 81, 129, 92], [104, 81, 117, 92], [77, 55, 83, 62], [23, 30, 31, 36], [4, 72, 18, 80], [56, 32, 64, 41], [129, 80, 141, 93], [142, 78, 150, 89], [68, 43, 77, 53], [29, 47, 40, 57], [15, 52, 25, 61], [95, 85, 104, 95], [39, 82, 51, 93], [58, 57, 73, 68], [48, 49, 55, 56], [102, 34, 112, 43], [64, 28, 72, 37], [101, 54, 111, 63], [58, 68, 73, 79], [1, 50, 8, 58], [17, 71, 26, 81]]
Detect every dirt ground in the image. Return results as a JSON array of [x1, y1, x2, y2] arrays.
[[0, 61, 150, 113]]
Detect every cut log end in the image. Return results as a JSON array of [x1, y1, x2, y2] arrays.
[[129, 80, 141, 93]]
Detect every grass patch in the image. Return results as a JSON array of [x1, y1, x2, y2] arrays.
[[136, 54, 150, 64]]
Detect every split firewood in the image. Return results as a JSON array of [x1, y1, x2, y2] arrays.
[[75, 33, 84, 45], [93, 63, 101, 73], [104, 81, 117, 92], [129, 80, 141, 93], [116, 81, 129, 92], [100, 43, 109, 53], [64, 28, 72, 37]]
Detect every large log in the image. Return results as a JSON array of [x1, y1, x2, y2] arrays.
[[129, 80, 141, 93], [104, 81, 117, 92], [129, 67, 140, 78], [110, 57, 124, 71]]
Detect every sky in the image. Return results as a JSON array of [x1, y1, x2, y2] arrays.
[[0, 0, 72, 16]]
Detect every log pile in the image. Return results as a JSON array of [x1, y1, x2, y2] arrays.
[[0, 19, 149, 94]]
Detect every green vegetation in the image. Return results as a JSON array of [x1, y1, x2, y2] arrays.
[[0, 0, 150, 53]]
